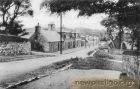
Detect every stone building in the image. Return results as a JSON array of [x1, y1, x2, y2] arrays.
[[56, 27, 86, 50], [29, 23, 63, 52]]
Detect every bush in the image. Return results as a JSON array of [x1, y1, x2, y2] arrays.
[[71, 57, 112, 69], [87, 50, 94, 55], [93, 50, 114, 59]]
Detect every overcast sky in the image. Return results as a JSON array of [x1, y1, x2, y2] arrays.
[[20, 0, 108, 30]]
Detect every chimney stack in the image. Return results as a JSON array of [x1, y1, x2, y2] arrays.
[[35, 22, 41, 33], [48, 23, 55, 31]]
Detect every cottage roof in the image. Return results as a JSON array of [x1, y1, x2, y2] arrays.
[[22, 28, 63, 42], [41, 30, 63, 42]]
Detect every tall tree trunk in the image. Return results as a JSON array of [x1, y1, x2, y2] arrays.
[[131, 40, 134, 50], [110, 35, 115, 48], [137, 1, 140, 50], [111, 39, 115, 48], [118, 27, 123, 49]]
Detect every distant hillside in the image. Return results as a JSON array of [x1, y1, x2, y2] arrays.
[[75, 27, 106, 37]]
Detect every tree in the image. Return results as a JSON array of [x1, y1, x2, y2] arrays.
[[0, 0, 33, 35], [110, 0, 140, 50], [41, 0, 106, 14], [101, 0, 140, 49], [41, 0, 140, 50], [7, 20, 29, 36], [101, 16, 118, 48]]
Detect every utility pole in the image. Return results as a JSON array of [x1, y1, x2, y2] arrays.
[[60, 12, 63, 54]]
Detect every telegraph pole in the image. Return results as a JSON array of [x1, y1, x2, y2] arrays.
[[60, 12, 63, 54]]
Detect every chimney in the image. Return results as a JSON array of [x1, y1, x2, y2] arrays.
[[48, 23, 55, 31], [35, 23, 41, 33]]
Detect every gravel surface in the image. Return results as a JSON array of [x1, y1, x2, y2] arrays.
[[9, 69, 121, 89]]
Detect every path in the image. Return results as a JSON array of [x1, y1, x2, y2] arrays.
[[9, 69, 122, 89]]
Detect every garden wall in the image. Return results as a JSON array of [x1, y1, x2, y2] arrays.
[[0, 34, 31, 56], [122, 50, 140, 80], [109, 48, 123, 54]]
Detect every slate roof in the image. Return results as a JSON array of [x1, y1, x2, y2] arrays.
[[21, 28, 63, 42], [41, 30, 63, 42]]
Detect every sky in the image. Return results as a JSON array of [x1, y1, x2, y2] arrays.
[[20, 0, 108, 30]]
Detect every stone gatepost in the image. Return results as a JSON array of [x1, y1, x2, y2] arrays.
[[122, 50, 140, 81]]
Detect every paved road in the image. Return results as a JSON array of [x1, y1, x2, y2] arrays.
[[0, 47, 97, 83]]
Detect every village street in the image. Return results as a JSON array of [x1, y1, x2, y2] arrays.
[[0, 44, 127, 89], [0, 0, 140, 89], [0, 46, 98, 87]]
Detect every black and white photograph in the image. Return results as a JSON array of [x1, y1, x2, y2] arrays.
[[0, 0, 140, 89]]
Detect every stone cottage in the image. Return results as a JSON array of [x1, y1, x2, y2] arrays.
[[74, 31, 86, 48], [29, 23, 63, 52]]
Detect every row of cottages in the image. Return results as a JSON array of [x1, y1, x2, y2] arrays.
[[22, 23, 86, 53], [56, 27, 86, 50]]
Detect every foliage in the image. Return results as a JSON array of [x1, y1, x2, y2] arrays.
[[41, 0, 107, 15], [6, 20, 28, 36], [101, 16, 139, 49], [102, 0, 140, 49], [101, 17, 119, 48], [0, 0, 33, 36], [93, 50, 114, 59], [41, 0, 139, 26]]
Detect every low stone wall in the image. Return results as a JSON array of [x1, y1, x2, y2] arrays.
[[122, 50, 140, 80], [0, 42, 31, 56], [109, 48, 123, 55]]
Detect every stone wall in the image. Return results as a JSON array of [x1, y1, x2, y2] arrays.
[[122, 50, 140, 80], [109, 48, 123, 54], [0, 34, 31, 56], [0, 42, 31, 56], [49, 42, 59, 52]]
